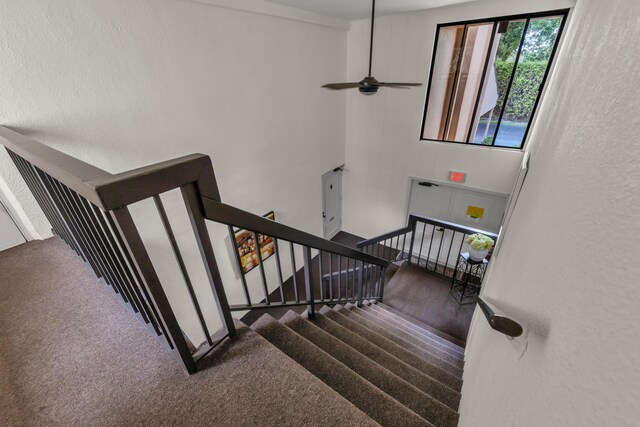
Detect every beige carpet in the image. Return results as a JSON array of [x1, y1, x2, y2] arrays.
[[0, 238, 378, 426], [1, 237, 466, 426]]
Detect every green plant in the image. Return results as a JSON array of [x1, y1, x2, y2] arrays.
[[481, 136, 494, 145], [466, 234, 494, 250]]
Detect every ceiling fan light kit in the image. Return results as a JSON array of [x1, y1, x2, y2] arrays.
[[322, 0, 422, 95]]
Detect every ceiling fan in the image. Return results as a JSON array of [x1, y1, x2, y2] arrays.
[[322, 0, 422, 95]]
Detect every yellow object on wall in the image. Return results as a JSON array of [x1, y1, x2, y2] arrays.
[[466, 205, 485, 221]]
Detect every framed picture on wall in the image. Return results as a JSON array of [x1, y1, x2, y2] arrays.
[[233, 211, 276, 275]]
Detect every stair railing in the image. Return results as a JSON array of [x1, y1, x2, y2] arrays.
[[357, 214, 498, 280], [0, 126, 388, 374]]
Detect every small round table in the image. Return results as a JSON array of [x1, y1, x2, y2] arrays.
[[450, 252, 488, 304]]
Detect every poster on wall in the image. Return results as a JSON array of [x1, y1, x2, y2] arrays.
[[234, 211, 276, 275], [466, 205, 485, 223]]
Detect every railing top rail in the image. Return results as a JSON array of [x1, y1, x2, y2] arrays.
[[0, 126, 221, 210], [202, 198, 389, 268], [356, 214, 498, 249], [357, 225, 412, 248], [409, 214, 499, 239]]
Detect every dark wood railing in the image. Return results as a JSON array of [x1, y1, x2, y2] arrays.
[[358, 214, 498, 280], [0, 126, 388, 374]]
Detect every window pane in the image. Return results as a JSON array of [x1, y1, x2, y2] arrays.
[[423, 25, 465, 141], [494, 16, 563, 148], [423, 23, 493, 142], [470, 19, 526, 145]]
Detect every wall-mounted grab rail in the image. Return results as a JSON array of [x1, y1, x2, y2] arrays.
[[474, 296, 523, 337]]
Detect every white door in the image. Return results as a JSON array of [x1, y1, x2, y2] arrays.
[[322, 170, 342, 239], [449, 188, 507, 233], [0, 199, 26, 251], [408, 181, 454, 219]]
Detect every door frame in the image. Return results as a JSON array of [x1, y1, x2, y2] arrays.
[[321, 167, 343, 239], [404, 175, 509, 224]]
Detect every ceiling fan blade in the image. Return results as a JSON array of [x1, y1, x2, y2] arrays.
[[322, 83, 361, 90], [379, 82, 423, 87]]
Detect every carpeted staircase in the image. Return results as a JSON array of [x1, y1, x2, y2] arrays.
[[247, 300, 465, 427]]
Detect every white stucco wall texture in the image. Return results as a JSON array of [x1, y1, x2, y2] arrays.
[[0, 0, 348, 345], [342, 0, 575, 239], [459, 0, 640, 425]]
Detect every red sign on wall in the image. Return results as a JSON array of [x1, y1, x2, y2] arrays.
[[449, 171, 466, 183]]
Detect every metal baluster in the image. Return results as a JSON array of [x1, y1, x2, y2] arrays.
[[10, 153, 81, 258], [408, 219, 417, 265], [348, 257, 353, 300], [364, 264, 376, 299], [44, 174, 107, 285], [61, 182, 126, 300], [290, 242, 300, 303], [379, 266, 386, 302], [90, 203, 152, 326], [181, 183, 236, 340], [319, 251, 324, 301], [154, 195, 212, 345], [329, 253, 334, 301], [426, 224, 437, 270], [435, 227, 446, 273], [253, 232, 270, 305], [303, 246, 315, 319], [104, 209, 162, 335], [74, 191, 139, 309], [228, 225, 251, 306], [110, 207, 196, 374], [369, 265, 375, 298], [445, 231, 456, 278], [337, 255, 342, 300], [417, 222, 427, 268], [357, 260, 364, 307], [81, 196, 144, 315], [394, 236, 400, 261], [401, 231, 408, 261], [273, 238, 285, 303]]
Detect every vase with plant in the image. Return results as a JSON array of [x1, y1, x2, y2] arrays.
[[465, 233, 494, 261]]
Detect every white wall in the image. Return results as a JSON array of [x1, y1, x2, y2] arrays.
[[459, 0, 640, 425], [342, 0, 575, 239], [0, 0, 349, 345]]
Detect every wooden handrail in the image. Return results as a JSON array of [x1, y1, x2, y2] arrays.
[[0, 126, 221, 210], [201, 198, 389, 268], [357, 225, 412, 248], [1, 126, 390, 373], [408, 214, 499, 239], [357, 214, 498, 249]]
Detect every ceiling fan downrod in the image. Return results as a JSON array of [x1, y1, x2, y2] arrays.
[[321, 0, 422, 95]]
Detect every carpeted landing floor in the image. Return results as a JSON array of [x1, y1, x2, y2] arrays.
[[242, 232, 472, 345], [0, 235, 469, 426], [0, 238, 378, 426]]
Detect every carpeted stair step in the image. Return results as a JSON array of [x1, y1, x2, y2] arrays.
[[251, 314, 433, 427], [312, 311, 461, 410], [352, 305, 464, 368], [360, 303, 465, 360], [375, 302, 466, 349], [280, 311, 459, 427], [339, 304, 464, 374], [219, 321, 384, 426], [320, 307, 462, 391]]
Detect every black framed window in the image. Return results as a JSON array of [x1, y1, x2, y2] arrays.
[[420, 10, 568, 149]]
